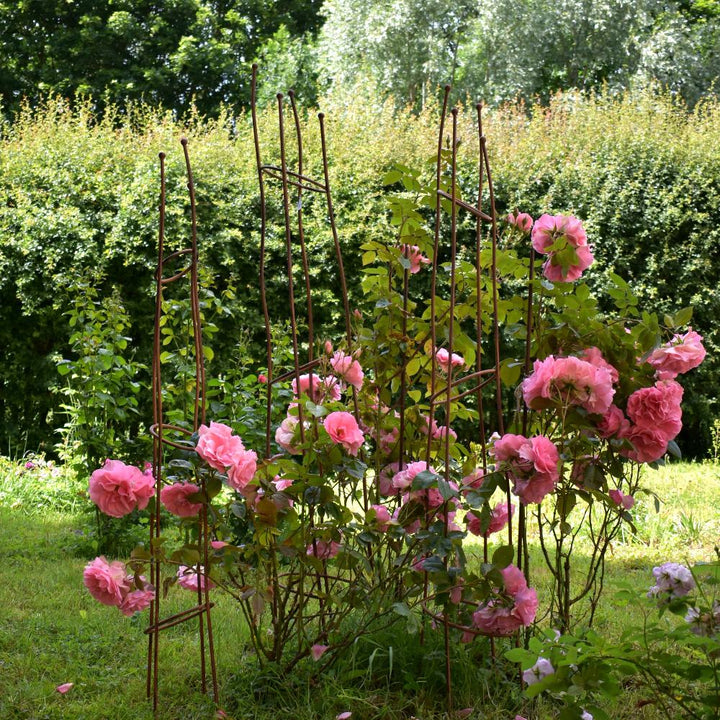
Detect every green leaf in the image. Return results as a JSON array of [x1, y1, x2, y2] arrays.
[[492, 545, 514, 569], [673, 306, 693, 327], [666, 440, 682, 459]]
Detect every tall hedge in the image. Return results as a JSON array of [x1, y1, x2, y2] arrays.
[[0, 89, 717, 457]]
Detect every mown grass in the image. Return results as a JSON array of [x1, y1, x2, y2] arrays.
[[0, 460, 718, 719]]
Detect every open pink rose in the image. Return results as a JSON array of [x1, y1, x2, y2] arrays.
[[275, 413, 301, 454], [609, 489, 635, 510], [330, 351, 364, 390], [531, 213, 593, 282], [119, 587, 155, 616], [472, 565, 538, 636], [227, 448, 258, 491], [324, 411, 365, 456], [626, 380, 683, 438], [494, 434, 559, 505], [522, 355, 615, 415], [83, 556, 130, 606], [306, 539, 341, 559], [161, 482, 203, 517], [581, 347, 619, 384], [621, 424, 671, 463], [291, 373, 341, 402], [467, 502, 514, 537], [647, 329, 706, 379], [369, 504, 392, 531], [392, 460, 430, 491], [196, 422, 246, 472], [597, 404, 631, 439], [89, 459, 155, 518]]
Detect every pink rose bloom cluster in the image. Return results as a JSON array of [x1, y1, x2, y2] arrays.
[[196, 422, 257, 490], [647, 329, 706, 380], [472, 565, 538, 636], [83, 556, 155, 615], [506, 211, 534, 233], [648, 562, 695, 601], [306, 538, 341, 559], [161, 482, 203, 517], [368, 504, 392, 531], [467, 502, 514, 537], [522, 354, 615, 416], [89, 459, 155, 518], [324, 411, 365, 456], [400, 244, 431, 274], [531, 213, 594, 282], [392, 460, 431, 491], [621, 380, 683, 463], [177, 565, 215, 592], [275, 414, 302, 454], [330, 351, 364, 390], [434, 347, 465, 374], [493, 434, 560, 505]]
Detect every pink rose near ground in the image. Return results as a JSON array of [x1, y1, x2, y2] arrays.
[[472, 565, 538, 636], [323, 411, 365, 455], [83, 556, 130, 606], [160, 482, 203, 517], [306, 538, 341, 559], [467, 502, 514, 537], [89, 459, 155, 518], [522, 354, 615, 415], [177, 565, 215, 592], [196, 421, 246, 472], [647, 329, 706, 379], [531, 213, 594, 282]]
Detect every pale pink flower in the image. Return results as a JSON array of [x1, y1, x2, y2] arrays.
[[467, 502, 514, 537], [307, 539, 341, 559], [89, 459, 155, 518], [56, 683, 74, 694], [648, 562, 695, 600], [324, 340, 334, 354], [522, 355, 615, 415], [211, 540, 229, 549], [523, 657, 554, 685], [336, 712, 352, 720], [330, 351, 364, 390], [324, 411, 365, 455], [400, 244, 431, 273], [378, 462, 401, 496], [273, 476, 294, 492], [160, 482, 203, 517], [392, 460, 430, 490], [647, 329, 706, 379], [177, 565, 215, 592], [292, 373, 341, 402], [196, 422, 246, 472], [311, 644, 329, 661], [434, 347, 465, 374], [494, 434, 559, 505], [275, 413, 301, 454], [227, 448, 258, 490], [433, 425, 457, 441], [83, 556, 130, 606], [461, 467, 485, 490], [379, 426, 399, 455]]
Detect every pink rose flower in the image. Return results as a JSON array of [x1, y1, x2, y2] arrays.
[[531, 213, 593, 282], [119, 587, 155, 616], [400, 244, 431, 274], [434, 347, 465, 374], [160, 482, 203, 517], [392, 460, 430, 491], [609, 489, 635, 510], [467, 502, 514, 537], [647, 329, 706, 379], [89, 459, 155, 518], [580, 347, 619, 384], [196, 421, 246, 472], [522, 355, 615, 415], [621, 424, 671, 463], [275, 413, 302, 454], [378, 462, 400, 496], [83, 556, 130, 606], [597, 405, 631, 439], [330, 351, 364, 390], [507, 211, 534, 233], [292, 373, 341, 403], [177, 565, 215, 592], [461, 467, 485, 490], [323, 411, 365, 456], [494, 434, 559, 505], [258, 373, 267, 384], [306, 539, 341, 559], [626, 380, 683, 438], [369, 504, 392, 531], [227, 448, 258, 491]]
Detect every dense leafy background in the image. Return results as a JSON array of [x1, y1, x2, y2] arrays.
[[0, 89, 717, 458]]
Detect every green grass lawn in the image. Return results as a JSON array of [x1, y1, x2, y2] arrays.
[[0, 460, 718, 720]]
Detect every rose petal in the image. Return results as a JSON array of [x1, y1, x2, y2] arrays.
[[56, 683, 74, 694]]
